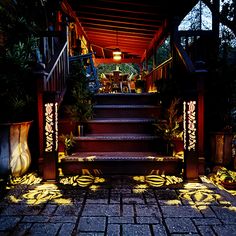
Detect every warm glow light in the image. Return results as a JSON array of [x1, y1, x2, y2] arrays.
[[45, 103, 54, 152], [183, 100, 197, 151], [187, 101, 197, 151], [113, 50, 122, 60]]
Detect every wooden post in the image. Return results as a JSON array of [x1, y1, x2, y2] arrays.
[[34, 63, 48, 174], [195, 61, 207, 175], [43, 92, 58, 181], [183, 99, 199, 180]]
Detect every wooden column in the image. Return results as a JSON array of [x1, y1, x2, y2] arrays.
[[183, 99, 199, 180], [43, 92, 58, 181], [34, 63, 48, 173], [195, 64, 207, 175]]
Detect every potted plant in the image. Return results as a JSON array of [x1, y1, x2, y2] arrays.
[[59, 132, 76, 156], [135, 76, 146, 93], [0, 3, 39, 177], [154, 98, 183, 156], [59, 60, 94, 136]]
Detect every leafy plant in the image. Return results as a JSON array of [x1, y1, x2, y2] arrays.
[[60, 60, 94, 122], [154, 98, 183, 155], [60, 132, 76, 156], [0, 38, 38, 123], [0, 2, 40, 123]]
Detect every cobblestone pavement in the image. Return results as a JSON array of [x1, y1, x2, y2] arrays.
[[0, 175, 236, 236]]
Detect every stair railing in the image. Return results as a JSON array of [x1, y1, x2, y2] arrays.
[[144, 57, 173, 92], [143, 29, 210, 180], [34, 29, 69, 181], [172, 30, 210, 180]]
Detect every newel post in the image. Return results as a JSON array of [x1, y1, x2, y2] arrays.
[[183, 61, 207, 180], [195, 62, 207, 175], [183, 99, 199, 180], [43, 92, 58, 181], [34, 63, 58, 181], [34, 63, 48, 173]]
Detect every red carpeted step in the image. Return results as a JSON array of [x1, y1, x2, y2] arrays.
[[86, 118, 155, 134], [72, 135, 161, 152], [94, 93, 160, 105], [93, 105, 161, 118], [60, 152, 183, 175]]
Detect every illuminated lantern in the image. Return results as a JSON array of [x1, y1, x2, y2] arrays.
[[0, 121, 32, 177], [113, 50, 122, 60]]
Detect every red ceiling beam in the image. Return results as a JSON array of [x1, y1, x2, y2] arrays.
[[77, 11, 162, 24], [89, 36, 149, 44], [79, 17, 161, 28], [82, 22, 156, 33], [88, 35, 150, 43], [86, 30, 153, 39], [94, 58, 141, 66], [82, 27, 154, 37], [76, 5, 159, 16], [89, 0, 164, 8]]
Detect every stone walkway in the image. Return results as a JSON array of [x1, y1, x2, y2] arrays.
[[0, 174, 236, 236]]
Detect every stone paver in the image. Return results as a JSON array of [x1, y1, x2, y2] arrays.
[[28, 223, 62, 236], [0, 175, 236, 235], [78, 216, 106, 232], [161, 205, 202, 217], [122, 224, 151, 236], [165, 218, 198, 234]]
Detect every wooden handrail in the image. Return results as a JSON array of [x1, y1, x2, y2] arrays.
[[143, 57, 173, 92], [44, 40, 69, 103], [173, 40, 195, 73], [35, 30, 69, 177]]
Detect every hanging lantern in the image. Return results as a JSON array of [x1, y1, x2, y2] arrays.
[[113, 49, 122, 60]]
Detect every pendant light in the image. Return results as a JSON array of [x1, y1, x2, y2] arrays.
[[113, 30, 122, 60]]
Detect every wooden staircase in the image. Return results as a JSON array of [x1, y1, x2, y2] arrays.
[[59, 93, 183, 175]]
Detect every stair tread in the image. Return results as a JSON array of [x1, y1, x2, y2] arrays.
[[87, 118, 155, 123], [75, 135, 158, 140], [62, 152, 182, 162], [94, 105, 159, 108], [95, 93, 157, 97]]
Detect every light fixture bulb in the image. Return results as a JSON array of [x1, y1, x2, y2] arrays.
[[113, 50, 122, 60]]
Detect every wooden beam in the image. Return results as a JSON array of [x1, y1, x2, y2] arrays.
[[82, 26, 154, 36], [141, 20, 168, 62], [82, 22, 156, 33], [94, 58, 141, 66], [77, 11, 162, 24], [76, 5, 159, 16], [61, 0, 89, 41], [79, 16, 161, 28]]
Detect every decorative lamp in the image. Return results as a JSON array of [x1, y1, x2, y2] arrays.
[[113, 49, 122, 60]]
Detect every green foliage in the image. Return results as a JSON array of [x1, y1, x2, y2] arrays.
[[60, 61, 94, 122], [0, 37, 38, 122], [60, 132, 76, 155], [156, 37, 171, 66], [154, 98, 183, 143]]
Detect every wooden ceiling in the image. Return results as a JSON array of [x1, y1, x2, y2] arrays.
[[67, 0, 197, 62]]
